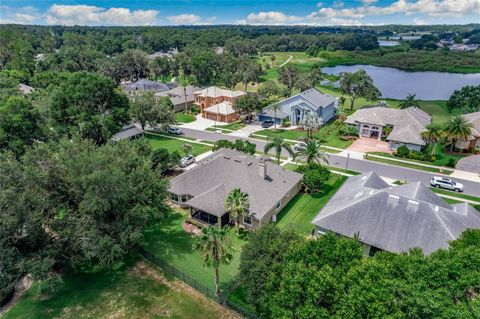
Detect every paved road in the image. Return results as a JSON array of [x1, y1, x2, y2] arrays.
[[180, 127, 480, 197]]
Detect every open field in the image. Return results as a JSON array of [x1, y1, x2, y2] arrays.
[[3, 257, 234, 319], [145, 133, 212, 155], [276, 175, 347, 236], [142, 209, 245, 291]]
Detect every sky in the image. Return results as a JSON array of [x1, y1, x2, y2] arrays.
[[1, 0, 479, 26]]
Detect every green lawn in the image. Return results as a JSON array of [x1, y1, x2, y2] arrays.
[[431, 188, 480, 203], [145, 133, 211, 155], [365, 155, 454, 175], [142, 209, 245, 291], [4, 256, 231, 319], [254, 124, 353, 149], [175, 112, 196, 123], [276, 176, 347, 236], [213, 122, 245, 131]]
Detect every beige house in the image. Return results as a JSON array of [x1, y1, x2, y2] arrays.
[[168, 149, 302, 229], [194, 87, 245, 123], [455, 112, 480, 152]]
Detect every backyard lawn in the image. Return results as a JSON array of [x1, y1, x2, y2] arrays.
[[3, 256, 233, 319], [254, 123, 353, 149], [142, 209, 246, 292], [175, 112, 196, 123], [276, 175, 347, 236], [145, 133, 212, 155]]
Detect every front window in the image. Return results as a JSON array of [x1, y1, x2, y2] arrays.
[[243, 215, 252, 226], [171, 194, 178, 202], [181, 195, 188, 202]]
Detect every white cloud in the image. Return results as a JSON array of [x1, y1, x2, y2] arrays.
[[44, 5, 158, 26], [362, 0, 378, 4], [167, 14, 216, 25], [0, 6, 39, 24], [241, 11, 301, 25], [413, 17, 427, 25]]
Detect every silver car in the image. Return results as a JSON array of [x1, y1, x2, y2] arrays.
[[179, 155, 195, 168], [168, 127, 183, 135], [294, 142, 307, 152], [430, 176, 464, 192]]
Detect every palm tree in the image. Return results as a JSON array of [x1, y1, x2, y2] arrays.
[[193, 226, 233, 297], [264, 137, 295, 164], [339, 96, 346, 113], [270, 102, 282, 130], [295, 139, 330, 165], [420, 124, 443, 157], [179, 77, 190, 112], [224, 188, 250, 235], [398, 93, 419, 109], [444, 115, 473, 151]]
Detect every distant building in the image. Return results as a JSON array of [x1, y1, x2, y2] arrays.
[[122, 79, 174, 94], [455, 112, 480, 152], [155, 85, 202, 112], [312, 171, 480, 255], [345, 106, 431, 151], [450, 44, 479, 52], [146, 48, 179, 60], [194, 86, 246, 123], [257, 88, 338, 125], [17, 83, 34, 95], [112, 124, 143, 141]]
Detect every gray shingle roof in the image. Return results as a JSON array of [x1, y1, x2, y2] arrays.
[[463, 111, 480, 138], [312, 171, 480, 255], [155, 85, 201, 106], [298, 88, 337, 109], [345, 106, 431, 145], [123, 79, 170, 92], [169, 149, 302, 221], [112, 124, 143, 141]]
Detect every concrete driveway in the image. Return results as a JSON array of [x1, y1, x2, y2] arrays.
[[346, 138, 392, 154], [456, 155, 480, 173], [228, 124, 264, 138], [179, 114, 216, 130]]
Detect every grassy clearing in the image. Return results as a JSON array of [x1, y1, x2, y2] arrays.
[[365, 155, 454, 175], [276, 176, 347, 236], [145, 133, 211, 155], [142, 209, 245, 291], [4, 257, 233, 319], [254, 124, 353, 149], [175, 112, 196, 123]]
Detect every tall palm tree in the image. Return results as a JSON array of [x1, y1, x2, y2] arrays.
[[264, 137, 295, 164], [224, 188, 250, 235], [270, 102, 282, 130], [179, 77, 190, 112], [193, 226, 233, 297], [295, 139, 330, 165], [339, 96, 346, 113], [398, 93, 419, 109], [444, 115, 473, 151], [420, 124, 443, 157]]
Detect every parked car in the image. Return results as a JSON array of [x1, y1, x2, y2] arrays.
[[179, 155, 195, 167], [430, 176, 464, 192], [168, 127, 183, 135], [294, 142, 307, 152], [261, 120, 274, 128]]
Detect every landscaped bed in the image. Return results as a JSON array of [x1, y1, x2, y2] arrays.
[[145, 133, 211, 155], [275, 175, 347, 236], [3, 257, 233, 319], [142, 209, 246, 291]]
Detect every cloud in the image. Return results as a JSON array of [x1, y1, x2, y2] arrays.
[[44, 5, 158, 26], [241, 11, 301, 25], [0, 6, 39, 24], [167, 14, 216, 25], [413, 17, 427, 25]]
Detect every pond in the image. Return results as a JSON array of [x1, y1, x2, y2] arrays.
[[322, 64, 480, 100], [378, 40, 400, 46]]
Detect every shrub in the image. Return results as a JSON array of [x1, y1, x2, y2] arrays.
[[301, 164, 331, 193], [446, 158, 456, 167], [281, 117, 291, 127], [396, 145, 410, 157], [213, 139, 256, 155], [152, 148, 181, 175]]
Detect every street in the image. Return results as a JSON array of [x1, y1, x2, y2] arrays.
[[179, 127, 480, 197]]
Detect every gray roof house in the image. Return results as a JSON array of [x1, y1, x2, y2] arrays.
[[169, 149, 303, 229], [112, 124, 143, 141], [312, 171, 480, 255], [122, 79, 173, 93], [155, 85, 201, 112], [257, 88, 338, 125], [345, 106, 431, 152]]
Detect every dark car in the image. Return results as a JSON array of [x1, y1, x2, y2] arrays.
[[261, 120, 275, 128]]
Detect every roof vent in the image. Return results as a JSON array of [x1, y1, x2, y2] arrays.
[[234, 159, 242, 163], [223, 156, 231, 159], [434, 206, 439, 212]]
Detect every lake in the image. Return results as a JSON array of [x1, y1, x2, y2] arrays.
[[322, 65, 480, 100]]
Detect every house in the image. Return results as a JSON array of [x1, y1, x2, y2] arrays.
[[112, 124, 143, 141], [312, 171, 480, 255], [257, 88, 338, 125], [450, 44, 479, 52], [455, 111, 480, 151], [194, 87, 246, 123], [146, 48, 179, 60], [122, 79, 173, 94], [17, 83, 34, 95], [155, 85, 201, 112], [168, 149, 303, 229], [345, 106, 431, 151]]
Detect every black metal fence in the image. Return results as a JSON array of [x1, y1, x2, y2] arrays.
[[137, 247, 259, 318]]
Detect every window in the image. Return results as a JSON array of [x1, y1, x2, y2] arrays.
[[243, 215, 252, 226], [275, 201, 281, 210], [181, 195, 188, 203], [171, 194, 178, 202]]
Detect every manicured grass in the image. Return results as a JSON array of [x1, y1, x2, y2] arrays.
[[175, 112, 196, 123], [214, 122, 245, 131], [276, 176, 347, 236], [365, 155, 453, 175], [145, 133, 211, 155], [142, 209, 245, 291], [284, 162, 360, 176], [431, 188, 480, 203], [254, 124, 353, 149], [4, 257, 230, 319]]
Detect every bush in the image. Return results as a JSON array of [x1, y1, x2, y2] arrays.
[[152, 148, 181, 174], [446, 158, 456, 168], [396, 145, 410, 157], [189, 106, 200, 114], [281, 118, 291, 127], [301, 164, 331, 193], [213, 139, 256, 155]]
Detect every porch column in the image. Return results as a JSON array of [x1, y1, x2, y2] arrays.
[[378, 126, 383, 141]]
